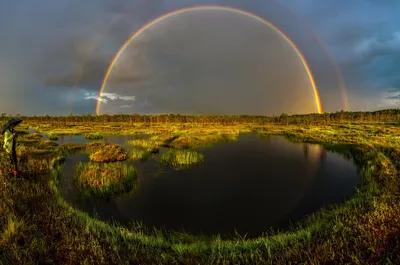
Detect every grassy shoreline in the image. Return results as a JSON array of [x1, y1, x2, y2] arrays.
[[1, 122, 399, 264]]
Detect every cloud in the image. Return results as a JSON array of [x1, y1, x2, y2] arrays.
[[83, 91, 136, 104], [278, 0, 400, 110], [386, 92, 400, 100], [376, 91, 400, 109]]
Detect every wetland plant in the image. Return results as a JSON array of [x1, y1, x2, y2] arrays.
[[73, 162, 137, 198], [160, 149, 204, 169], [168, 133, 238, 148], [127, 139, 165, 149], [48, 134, 58, 140], [23, 132, 43, 140], [89, 144, 128, 162], [84, 132, 104, 140], [130, 148, 152, 161]]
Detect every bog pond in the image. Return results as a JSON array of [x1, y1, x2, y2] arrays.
[[57, 133, 360, 238]]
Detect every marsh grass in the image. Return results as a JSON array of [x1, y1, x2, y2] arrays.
[[130, 148, 152, 161], [127, 139, 162, 149], [23, 132, 43, 140], [160, 149, 204, 169], [1, 121, 400, 264], [127, 131, 239, 150], [48, 134, 58, 141], [85, 142, 105, 153], [84, 132, 104, 140], [168, 133, 238, 149], [89, 144, 128, 162], [73, 162, 136, 198]]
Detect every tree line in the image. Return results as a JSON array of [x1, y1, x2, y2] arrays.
[[1, 109, 400, 125]]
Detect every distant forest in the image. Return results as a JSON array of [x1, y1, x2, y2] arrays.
[[1, 109, 400, 125]]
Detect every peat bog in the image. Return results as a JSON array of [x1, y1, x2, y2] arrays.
[[1, 111, 400, 265]]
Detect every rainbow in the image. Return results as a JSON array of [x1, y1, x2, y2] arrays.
[[96, 5, 323, 115], [279, 6, 349, 110]]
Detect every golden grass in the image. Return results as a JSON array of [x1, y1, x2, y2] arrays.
[[73, 162, 136, 197], [1, 120, 400, 264], [160, 149, 204, 169], [89, 144, 128, 162]]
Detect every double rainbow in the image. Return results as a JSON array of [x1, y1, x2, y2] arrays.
[[96, 5, 323, 115]]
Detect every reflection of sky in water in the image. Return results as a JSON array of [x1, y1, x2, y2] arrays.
[[59, 134, 360, 238]]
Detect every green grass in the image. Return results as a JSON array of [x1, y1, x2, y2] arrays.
[[127, 131, 239, 150], [160, 149, 204, 170], [130, 148, 152, 161], [0, 121, 400, 264], [84, 132, 104, 140], [73, 162, 137, 198], [48, 134, 59, 141]]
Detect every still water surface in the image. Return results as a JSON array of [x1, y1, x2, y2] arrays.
[[59, 133, 360, 237]]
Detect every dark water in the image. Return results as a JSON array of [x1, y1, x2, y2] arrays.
[[59, 134, 360, 237]]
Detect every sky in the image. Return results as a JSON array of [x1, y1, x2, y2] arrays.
[[1, 0, 399, 115]]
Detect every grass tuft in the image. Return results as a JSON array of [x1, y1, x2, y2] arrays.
[[160, 149, 204, 169], [84, 132, 104, 140], [89, 144, 128, 162], [73, 162, 137, 198]]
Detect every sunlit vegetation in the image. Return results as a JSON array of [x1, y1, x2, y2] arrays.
[[127, 131, 239, 150], [48, 134, 58, 141], [130, 148, 152, 161], [23, 132, 43, 140], [89, 144, 128, 162], [84, 132, 104, 140], [73, 162, 136, 198], [0, 110, 399, 264], [160, 149, 204, 169]]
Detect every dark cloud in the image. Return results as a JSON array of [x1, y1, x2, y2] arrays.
[[2, 0, 400, 114]]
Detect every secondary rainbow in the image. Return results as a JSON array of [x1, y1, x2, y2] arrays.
[[96, 5, 323, 115]]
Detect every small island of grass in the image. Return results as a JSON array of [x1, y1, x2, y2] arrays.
[[73, 162, 137, 198], [89, 144, 128, 162], [160, 149, 204, 169], [48, 134, 59, 140], [84, 132, 104, 140]]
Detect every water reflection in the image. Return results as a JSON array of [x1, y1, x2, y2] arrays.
[[59, 134, 360, 237]]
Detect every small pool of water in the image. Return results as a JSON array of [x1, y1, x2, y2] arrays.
[[59, 134, 360, 238], [27, 129, 147, 146]]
